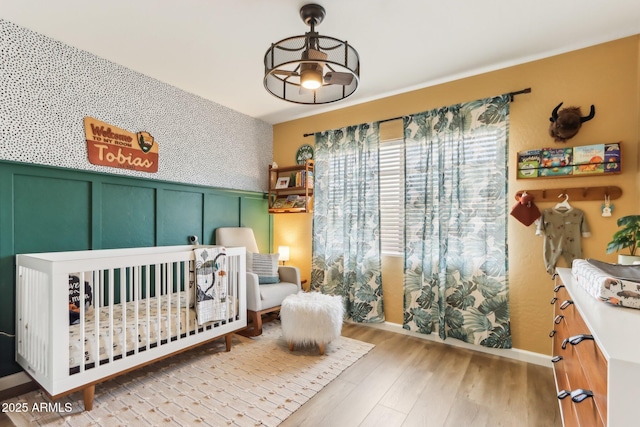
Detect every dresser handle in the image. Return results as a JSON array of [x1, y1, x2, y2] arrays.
[[552, 273, 559, 280], [561, 334, 594, 349], [551, 355, 563, 363], [549, 330, 556, 338], [558, 388, 594, 403], [571, 389, 594, 403], [550, 297, 558, 304], [554, 315, 564, 324], [560, 300, 574, 310], [554, 284, 565, 292]]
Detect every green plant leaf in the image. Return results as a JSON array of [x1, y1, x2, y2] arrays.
[[607, 215, 640, 255]]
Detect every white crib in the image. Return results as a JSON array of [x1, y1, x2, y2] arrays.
[[15, 245, 246, 410]]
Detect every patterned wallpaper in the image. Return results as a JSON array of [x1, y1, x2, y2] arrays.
[[0, 19, 272, 192]]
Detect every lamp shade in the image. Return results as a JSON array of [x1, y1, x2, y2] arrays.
[[278, 246, 290, 262]]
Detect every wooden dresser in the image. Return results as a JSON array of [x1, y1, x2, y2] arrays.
[[552, 268, 640, 427]]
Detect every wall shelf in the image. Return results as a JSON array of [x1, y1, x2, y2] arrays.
[[517, 142, 621, 179], [268, 160, 314, 214], [515, 186, 622, 202]]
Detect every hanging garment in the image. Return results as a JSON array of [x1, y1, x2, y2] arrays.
[[510, 193, 541, 226], [536, 207, 591, 274]]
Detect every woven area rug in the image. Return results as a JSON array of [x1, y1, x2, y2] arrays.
[[6, 321, 374, 427]]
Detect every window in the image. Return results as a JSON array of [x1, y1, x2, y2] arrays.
[[379, 138, 404, 256]]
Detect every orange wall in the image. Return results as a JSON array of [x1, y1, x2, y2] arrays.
[[272, 36, 640, 355]]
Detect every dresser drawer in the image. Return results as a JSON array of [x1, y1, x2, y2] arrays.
[[562, 343, 605, 427], [569, 304, 608, 425], [552, 274, 606, 427]]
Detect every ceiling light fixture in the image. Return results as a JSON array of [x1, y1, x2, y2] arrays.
[[263, 3, 360, 105]]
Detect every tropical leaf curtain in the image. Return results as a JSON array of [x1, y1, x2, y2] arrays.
[[403, 94, 511, 348], [311, 123, 385, 323]]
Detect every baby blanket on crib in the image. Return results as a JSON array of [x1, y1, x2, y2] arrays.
[[193, 247, 229, 324]]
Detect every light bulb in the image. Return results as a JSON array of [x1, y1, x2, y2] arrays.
[[301, 67, 322, 90]]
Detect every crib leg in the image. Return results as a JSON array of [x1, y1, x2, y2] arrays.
[[83, 385, 95, 411], [225, 333, 232, 352]]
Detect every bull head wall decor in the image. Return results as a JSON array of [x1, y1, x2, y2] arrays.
[[548, 102, 596, 143]]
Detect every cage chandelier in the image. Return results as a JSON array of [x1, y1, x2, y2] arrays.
[[263, 3, 360, 105]]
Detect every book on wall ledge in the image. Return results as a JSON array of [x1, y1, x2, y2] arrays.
[[540, 147, 572, 177], [272, 198, 288, 209], [289, 195, 306, 208], [271, 195, 305, 210], [289, 170, 314, 188]]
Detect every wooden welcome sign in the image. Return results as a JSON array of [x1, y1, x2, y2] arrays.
[[84, 117, 158, 173]]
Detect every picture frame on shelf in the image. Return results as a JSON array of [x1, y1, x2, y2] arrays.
[[275, 177, 290, 189]]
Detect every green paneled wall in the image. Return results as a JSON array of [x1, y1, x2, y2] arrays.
[[14, 175, 92, 253], [158, 190, 205, 247], [204, 194, 241, 244], [101, 183, 156, 249], [0, 160, 271, 378], [240, 197, 272, 252]]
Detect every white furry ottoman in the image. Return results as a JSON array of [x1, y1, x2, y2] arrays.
[[280, 291, 344, 355]]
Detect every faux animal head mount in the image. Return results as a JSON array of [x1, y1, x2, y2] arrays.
[[548, 102, 595, 143]]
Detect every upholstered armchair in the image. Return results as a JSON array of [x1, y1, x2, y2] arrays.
[[215, 227, 301, 336]]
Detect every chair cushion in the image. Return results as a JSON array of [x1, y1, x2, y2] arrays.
[[252, 253, 280, 284], [260, 282, 300, 309]]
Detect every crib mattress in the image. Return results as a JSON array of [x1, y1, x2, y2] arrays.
[[571, 259, 640, 309], [68, 294, 235, 372]]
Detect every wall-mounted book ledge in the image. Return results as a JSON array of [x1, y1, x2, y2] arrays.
[[517, 142, 621, 179], [515, 186, 622, 202]]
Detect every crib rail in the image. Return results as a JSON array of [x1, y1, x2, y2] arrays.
[[15, 245, 246, 397]]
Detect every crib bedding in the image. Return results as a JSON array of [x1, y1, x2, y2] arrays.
[[69, 294, 236, 371], [571, 259, 640, 309]]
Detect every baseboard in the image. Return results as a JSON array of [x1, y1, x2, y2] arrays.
[[354, 320, 552, 367], [0, 372, 31, 392], [0, 371, 36, 401]]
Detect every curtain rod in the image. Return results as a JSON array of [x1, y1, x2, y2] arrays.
[[303, 87, 531, 137]]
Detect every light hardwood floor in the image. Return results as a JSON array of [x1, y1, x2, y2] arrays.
[[281, 323, 562, 427], [0, 323, 561, 427]]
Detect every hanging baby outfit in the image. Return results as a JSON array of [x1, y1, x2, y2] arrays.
[[536, 207, 591, 274]]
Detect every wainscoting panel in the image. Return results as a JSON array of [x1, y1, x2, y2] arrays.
[[241, 196, 272, 254], [101, 183, 156, 249], [13, 174, 92, 254], [204, 194, 243, 244], [158, 189, 205, 247]]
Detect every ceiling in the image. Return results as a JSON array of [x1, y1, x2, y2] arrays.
[[2, 0, 639, 125]]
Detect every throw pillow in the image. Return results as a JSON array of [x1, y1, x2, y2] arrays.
[[252, 253, 280, 284], [69, 272, 93, 325]]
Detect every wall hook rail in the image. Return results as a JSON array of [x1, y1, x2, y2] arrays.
[[515, 186, 622, 202]]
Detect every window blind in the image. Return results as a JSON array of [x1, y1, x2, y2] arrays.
[[379, 138, 404, 256]]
